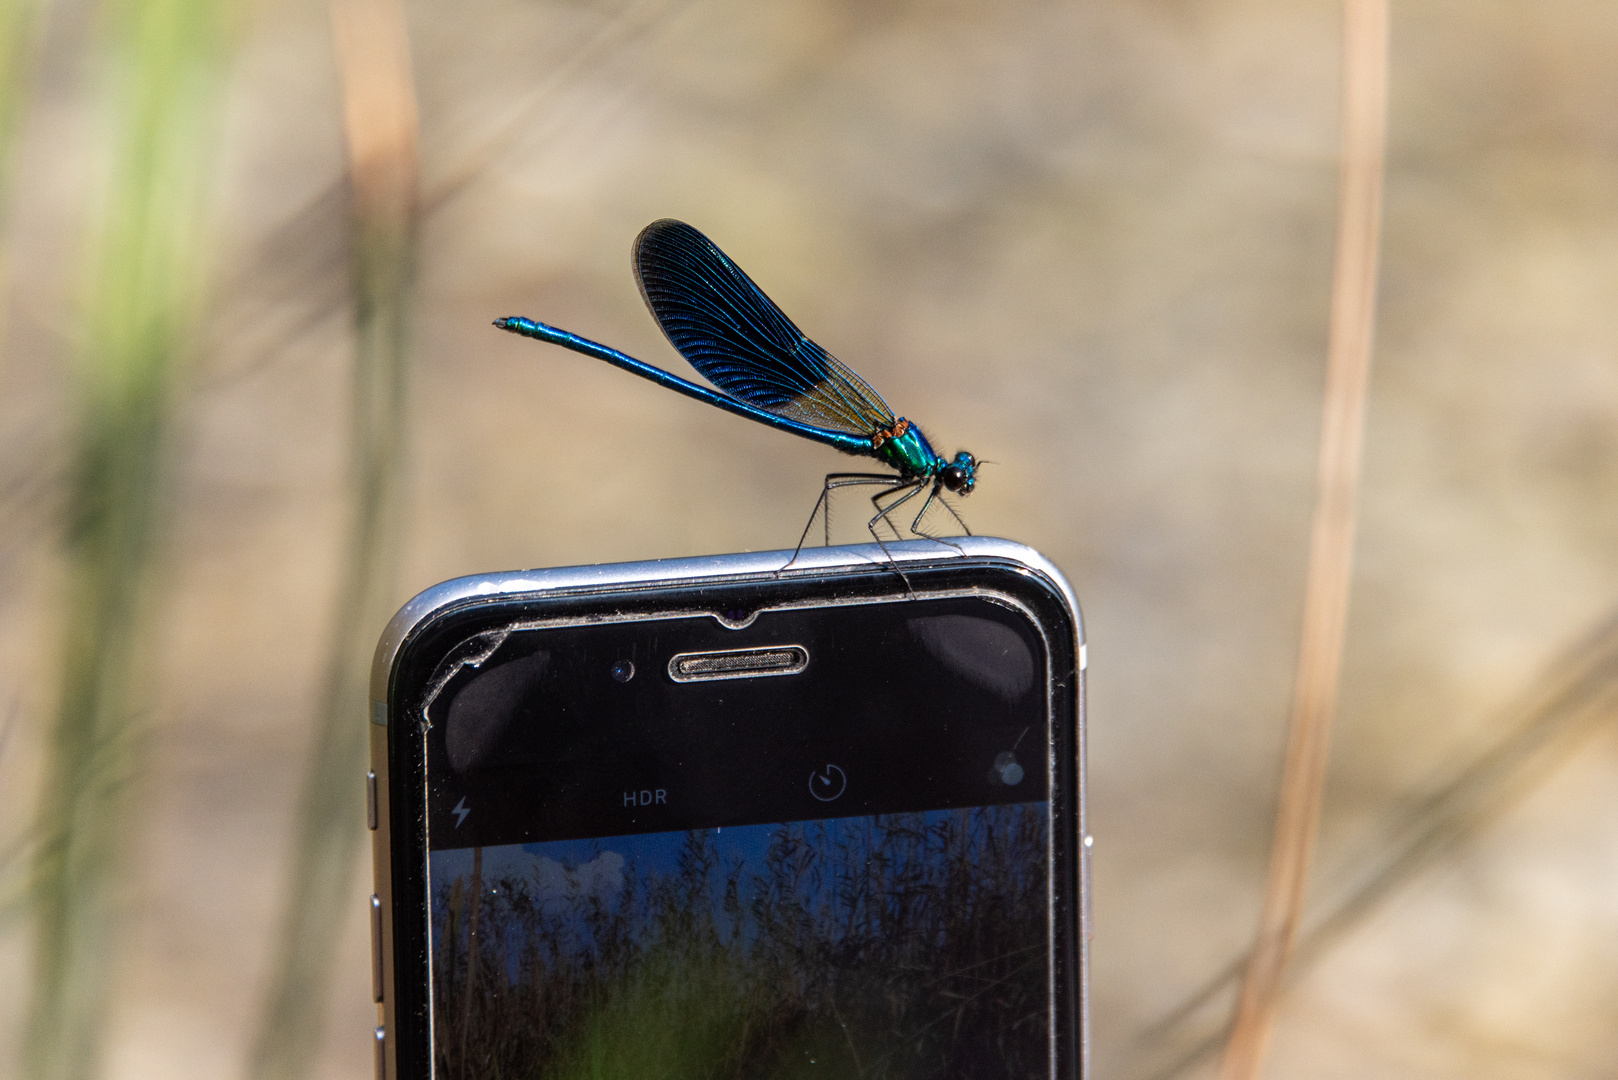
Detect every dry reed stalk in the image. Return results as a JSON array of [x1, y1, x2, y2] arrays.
[[246, 0, 418, 1076], [1132, 606, 1618, 1080], [1217, 2, 1389, 1078]]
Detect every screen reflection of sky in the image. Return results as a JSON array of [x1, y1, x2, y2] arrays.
[[430, 803, 1047, 931]]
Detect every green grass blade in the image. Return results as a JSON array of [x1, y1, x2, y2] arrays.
[[23, 0, 232, 1075]]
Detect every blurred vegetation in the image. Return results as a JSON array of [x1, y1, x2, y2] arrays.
[[0, 0, 46, 213], [23, 0, 234, 1075]]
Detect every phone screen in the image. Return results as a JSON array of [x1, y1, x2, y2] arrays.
[[418, 594, 1060, 1079]]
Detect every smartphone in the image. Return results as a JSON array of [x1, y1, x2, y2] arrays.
[[367, 537, 1088, 1080]]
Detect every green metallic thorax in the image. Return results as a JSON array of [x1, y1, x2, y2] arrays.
[[874, 420, 944, 480]]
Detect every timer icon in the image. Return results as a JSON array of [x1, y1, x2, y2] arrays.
[[808, 764, 847, 802]]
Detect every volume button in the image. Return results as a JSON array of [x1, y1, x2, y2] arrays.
[[366, 771, 379, 830], [374, 1025, 386, 1080], [370, 895, 384, 1003]]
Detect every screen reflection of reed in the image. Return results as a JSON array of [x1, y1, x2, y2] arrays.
[[433, 808, 1050, 1080]]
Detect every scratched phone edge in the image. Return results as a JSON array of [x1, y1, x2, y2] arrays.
[[371, 537, 1082, 707]]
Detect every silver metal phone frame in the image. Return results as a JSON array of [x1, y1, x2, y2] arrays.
[[369, 537, 1087, 1080]]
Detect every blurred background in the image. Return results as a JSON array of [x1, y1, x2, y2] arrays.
[[1, 0, 1617, 1077]]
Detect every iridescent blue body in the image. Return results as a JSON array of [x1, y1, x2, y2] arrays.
[[496, 219, 979, 543]]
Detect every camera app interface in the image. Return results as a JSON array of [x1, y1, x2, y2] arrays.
[[422, 596, 1063, 1080]]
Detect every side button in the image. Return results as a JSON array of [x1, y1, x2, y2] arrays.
[[374, 1025, 386, 1080], [370, 895, 384, 1003], [367, 772, 379, 831]]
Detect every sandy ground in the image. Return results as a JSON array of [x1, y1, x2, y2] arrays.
[[2, 0, 1618, 1077]]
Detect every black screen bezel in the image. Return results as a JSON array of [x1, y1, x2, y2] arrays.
[[382, 555, 1083, 1079]]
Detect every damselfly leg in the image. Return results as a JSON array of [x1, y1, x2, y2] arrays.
[[867, 478, 929, 541], [780, 469, 970, 576], [906, 480, 972, 555], [818, 474, 907, 545], [784, 473, 909, 572], [860, 478, 930, 589]]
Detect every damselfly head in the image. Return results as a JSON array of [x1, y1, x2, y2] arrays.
[[941, 452, 978, 495]]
